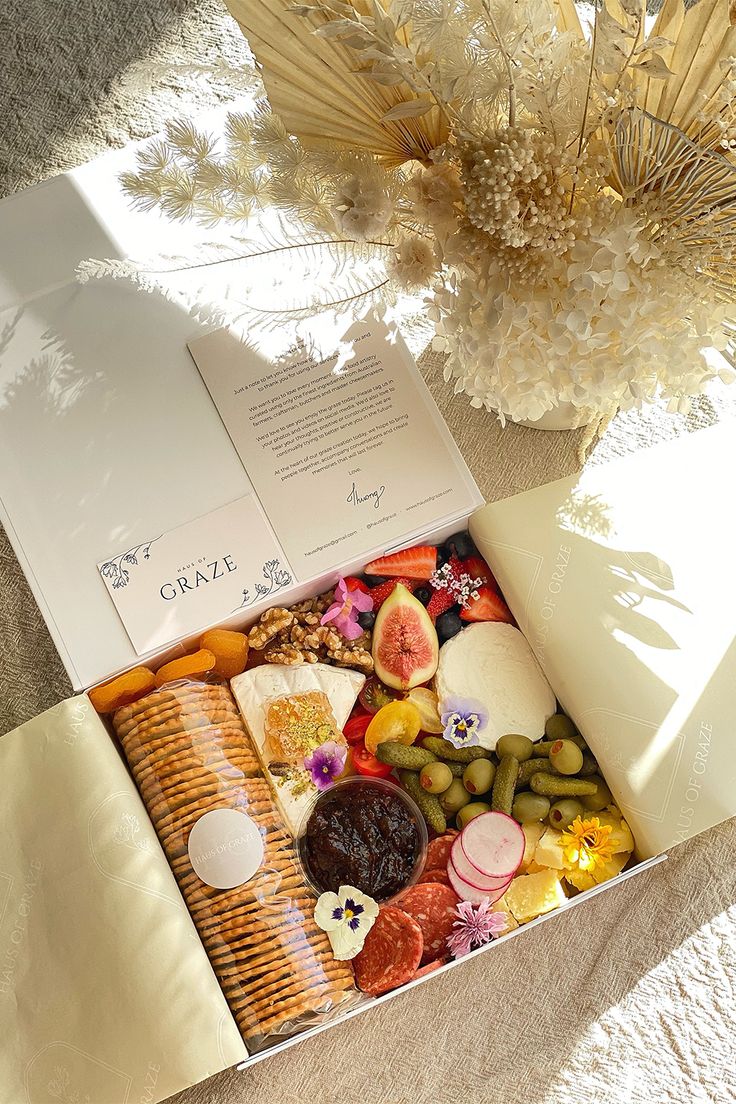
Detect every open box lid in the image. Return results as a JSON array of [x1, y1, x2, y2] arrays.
[[470, 422, 736, 859], [0, 158, 482, 694]]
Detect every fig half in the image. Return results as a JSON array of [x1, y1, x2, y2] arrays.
[[372, 583, 439, 690]]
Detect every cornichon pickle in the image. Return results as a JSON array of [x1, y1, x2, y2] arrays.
[[463, 758, 496, 795], [517, 757, 559, 786], [581, 775, 613, 812], [495, 733, 534, 761], [529, 772, 597, 797], [375, 742, 438, 770], [446, 761, 466, 778], [491, 754, 519, 815], [399, 770, 447, 834], [422, 737, 490, 763]]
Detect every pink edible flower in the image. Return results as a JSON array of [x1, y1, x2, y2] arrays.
[[320, 577, 373, 641], [446, 899, 507, 958]]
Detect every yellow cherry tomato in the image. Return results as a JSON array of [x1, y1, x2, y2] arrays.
[[364, 700, 422, 755]]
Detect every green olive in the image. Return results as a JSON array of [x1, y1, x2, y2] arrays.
[[544, 714, 577, 742], [496, 733, 534, 762], [440, 778, 472, 816], [511, 792, 551, 824], [419, 761, 453, 794], [463, 758, 496, 795], [548, 739, 584, 775], [456, 801, 491, 830], [548, 798, 585, 830], [581, 776, 613, 812]]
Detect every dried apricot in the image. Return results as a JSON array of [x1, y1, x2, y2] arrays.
[[199, 628, 249, 679], [154, 648, 216, 688], [89, 666, 156, 714]]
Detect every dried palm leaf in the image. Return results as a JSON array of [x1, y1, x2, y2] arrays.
[[608, 108, 736, 301], [632, 0, 736, 150], [224, 0, 448, 165]]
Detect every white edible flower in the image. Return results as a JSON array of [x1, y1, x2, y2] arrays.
[[387, 235, 438, 290], [332, 174, 392, 240], [313, 884, 379, 960]]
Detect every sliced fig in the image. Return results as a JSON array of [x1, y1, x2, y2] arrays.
[[372, 583, 439, 690]]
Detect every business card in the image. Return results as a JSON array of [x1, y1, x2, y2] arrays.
[[97, 496, 293, 655], [189, 318, 482, 577]]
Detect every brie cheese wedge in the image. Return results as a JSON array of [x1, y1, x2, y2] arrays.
[[232, 663, 365, 835]]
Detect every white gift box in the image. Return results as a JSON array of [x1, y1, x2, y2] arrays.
[[0, 138, 734, 1104]]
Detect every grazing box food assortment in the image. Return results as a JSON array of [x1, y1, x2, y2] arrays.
[[1, 276, 735, 1103]]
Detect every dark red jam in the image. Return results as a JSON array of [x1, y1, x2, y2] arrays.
[[300, 780, 422, 901]]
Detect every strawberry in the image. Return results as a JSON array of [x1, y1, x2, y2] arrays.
[[426, 587, 456, 621], [462, 555, 499, 593], [460, 585, 514, 623], [343, 575, 370, 595], [364, 545, 437, 581], [367, 576, 418, 609]]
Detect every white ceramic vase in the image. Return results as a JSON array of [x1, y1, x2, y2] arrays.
[[514, 401, 595, 431]]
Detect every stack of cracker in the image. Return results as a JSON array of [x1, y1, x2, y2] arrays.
[[113, 679, 354, 1049]]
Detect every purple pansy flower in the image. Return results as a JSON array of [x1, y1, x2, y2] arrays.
[[321, 577, 373, 641], [303, 740, 347, 790], [439, 696, 488, 749], [446, 899, 507, 958]]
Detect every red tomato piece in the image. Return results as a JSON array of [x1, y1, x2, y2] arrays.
[[343, 711, 373, 746], [352, 740, 394, 778]]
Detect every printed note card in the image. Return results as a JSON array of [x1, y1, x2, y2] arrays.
[[97, 496, 293, 654], [189, 318, 482, 577]]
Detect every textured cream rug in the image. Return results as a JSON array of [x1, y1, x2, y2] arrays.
[[1, 3, 734, 1103]]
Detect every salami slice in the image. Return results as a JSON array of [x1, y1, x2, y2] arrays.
[[425, 831, 457, 872], [418, 867, 455, 888], [411, 958, 447, 982], [353, 906, 423, 997], [396, 883, 459, 965]]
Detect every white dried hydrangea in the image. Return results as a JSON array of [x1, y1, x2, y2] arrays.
[[332, 174, 393, 240], [407, 162, 463, 230], [431, 206, 731, 424], [386, 235, 438, 290]]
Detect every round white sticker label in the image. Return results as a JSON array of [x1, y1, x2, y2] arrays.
[[187, 808, 264, 890]]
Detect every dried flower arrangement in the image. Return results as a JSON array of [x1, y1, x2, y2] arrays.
[[115, 0, 736, 425]]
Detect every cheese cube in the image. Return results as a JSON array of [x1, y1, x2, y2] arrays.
[[504, 869, 567, 923], [564, 849, 631, 893], [490, 895, 519, 935], [519, 822, 545, 872], [533, 827, 567, 870]]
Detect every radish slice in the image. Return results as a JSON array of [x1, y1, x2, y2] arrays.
[[451, 836, 511, 890], [447, 857, 512, 906], [460, 811, 524, 880]]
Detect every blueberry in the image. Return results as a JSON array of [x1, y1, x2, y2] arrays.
[[435, 545, 451, 568], [445, 531, 477, 560], [414, 586, 432, 606], [367, 574, 387, 585], [436, 609, 463, 643], [358, 610, 376, 630]]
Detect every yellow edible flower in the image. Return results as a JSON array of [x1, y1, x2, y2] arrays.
[[560, 816, 614, 873]]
